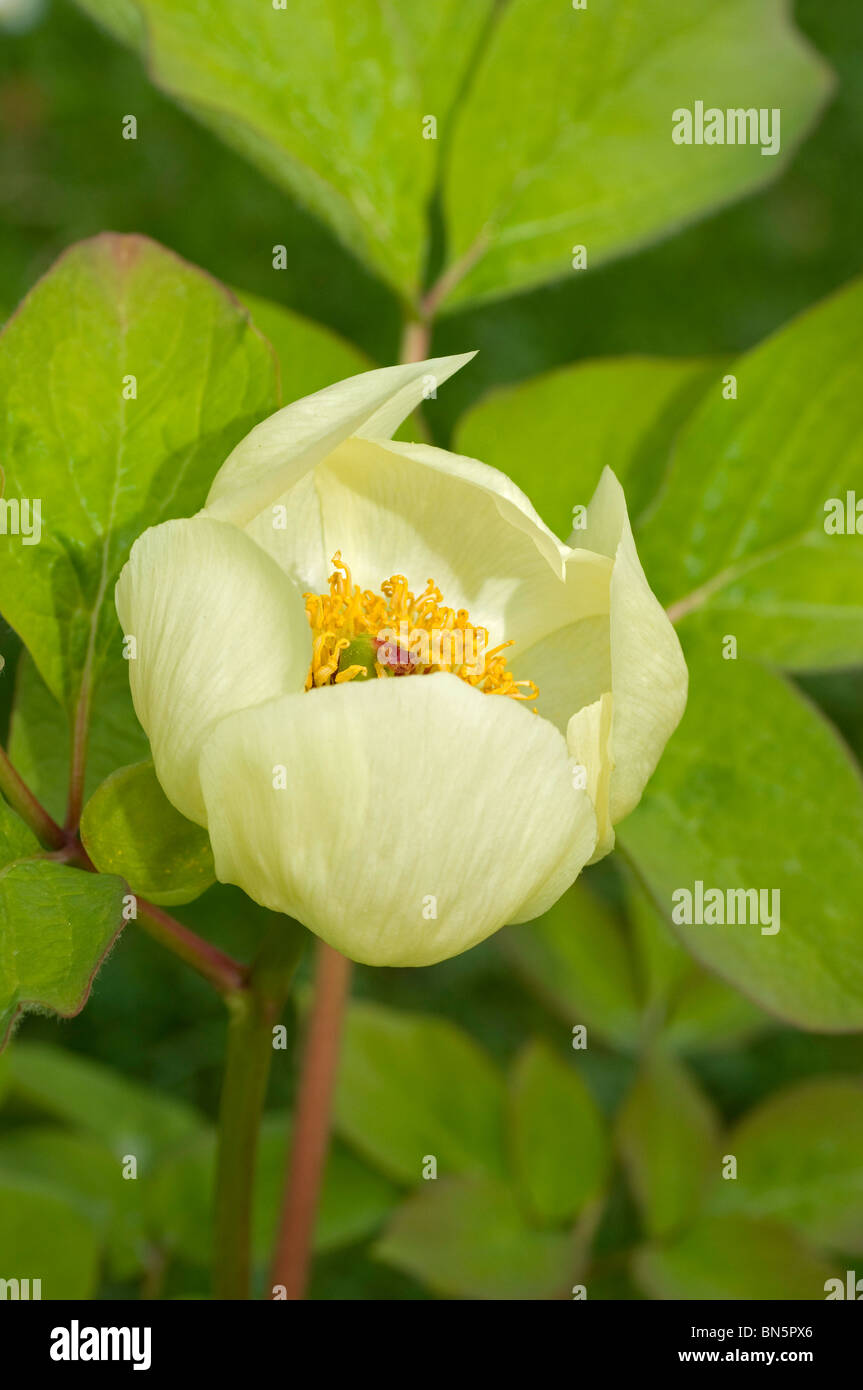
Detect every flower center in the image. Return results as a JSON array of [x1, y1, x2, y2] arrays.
[[303, 553, 538, 703]]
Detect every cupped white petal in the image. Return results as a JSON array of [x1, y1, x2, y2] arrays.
[[260, 435, 611, 651], [205, 353, 475, 528], [570, 467, 688, 823], [198, 675, 597, 967], [115, 517, 310, 826], [567, 693, 615, 863]]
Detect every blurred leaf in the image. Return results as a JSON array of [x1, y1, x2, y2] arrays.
[[640, 278, 863, 669], [0, 1126, 146, 1278], [508, 1040, 609, 1225], [6, 1041, 201, 1163], [632, 1214, 835, 1300], [81, 760, 215, 907], [620, 636, 863, 1030], [0, 1178, 101, 1298], [334, 1002, 507, 1185], [0, 862, 127, 1047], [455, 357, 720, 538], [499, 880, 640, 1051], [146, 1117, 396, 1268], [376, 1176, 577, 1299], [9, 651, 148, 823], [236, 290, 371, 395], [627, 873, 768, 1052], [74, 0, 493, 296], [617, 1053, 718, 1239], [0, 233, 278, 713], [0, 795, 39, 865], [442, 0, 832, 308], [708, 1078, 863, 1253]]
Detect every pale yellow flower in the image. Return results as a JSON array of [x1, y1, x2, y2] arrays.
[[116, 355, 686, 966]]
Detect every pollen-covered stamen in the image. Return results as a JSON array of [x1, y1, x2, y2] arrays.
[[303, 553, 539, 704]]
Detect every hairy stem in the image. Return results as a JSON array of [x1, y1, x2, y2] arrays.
[[269, 941, 352, 1299], [65, 680, 92, 831], [213, 921, 306, 1300]]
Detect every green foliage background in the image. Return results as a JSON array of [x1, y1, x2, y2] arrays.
[[0, 0, 861, 1300]]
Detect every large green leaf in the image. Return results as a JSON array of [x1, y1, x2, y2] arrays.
[[617, 1053, 718, 1239], [334, 1002, 507, 1185], [639, 278, 863, 669], [6, 1042, 201, 1162], [442, 0, 832, 307], [236, 290, 371, 395], [0, 1178, 101, 1299], [508, 1040, 609, 1225], [499, 879, 640, 1052], [707, 1078, 863, 1253], [455, 357, 720, 538], [376, 1176, 578, 1300], [74, 0, 493, 297], [632, 1214, 835, 1301], [81, 760, 215, 907], [0, 233, 278, 714], [0, 862, 127, 1047], [9, 651, 149, 824], [626, 873, 769, 1053], [619, 636, 863, 1031]]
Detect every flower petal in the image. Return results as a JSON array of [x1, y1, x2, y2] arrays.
[[567, 693, 615, 863], [205, 353, 476, 528], [570, 468, 688, 822], [308, 436, 611, 650], [115, 517, 310, 825], [198, 675, 597, 966]]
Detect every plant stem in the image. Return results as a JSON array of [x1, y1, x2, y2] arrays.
[[65, 680, 92, 831], [213, 921, 306, 1300], [0, 744, 67, 849], [137, 899, 248, 996], [269, 941, 352, 1300]]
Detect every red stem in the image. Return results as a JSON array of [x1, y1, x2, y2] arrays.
[[269, 942, 352, 1299]]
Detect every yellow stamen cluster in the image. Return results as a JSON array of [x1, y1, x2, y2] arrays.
[[303, 553, 539, 703]]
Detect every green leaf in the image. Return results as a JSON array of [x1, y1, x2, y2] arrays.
[[73, 0, 493, 296], [334, 1002, 507, 1185], [619, 636, 863, 1030], [376, 1176, 578, 1300], [639, 278, 863, 669], [9, 650, 149, 823], [509, 1040, 608, 1225], [707, 1078, 863, 1253], [626, 873, 768, 1052], [81, 760, 215, 907], [0, 1178, 101, 1298], [0, 795, 39, 867], [0, 1127, 147, 1279], [617, 1053, 718, 1239], [632, 1214, 835, 1301], [499, 880, 640, 1051], [236, 290, 371, 398], [0, 862, 127, 1047], [455, 357, 720, 538], [0, 233, 278, 715], [6, 1042, 201, 1163], [442, 0, 832, 307]]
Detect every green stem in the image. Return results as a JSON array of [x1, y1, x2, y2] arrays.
[[213, 921, 306, 1300], [0, 744, 67, 849]]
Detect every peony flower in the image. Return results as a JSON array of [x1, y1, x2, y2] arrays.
[[115, 354, 686, 966]]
